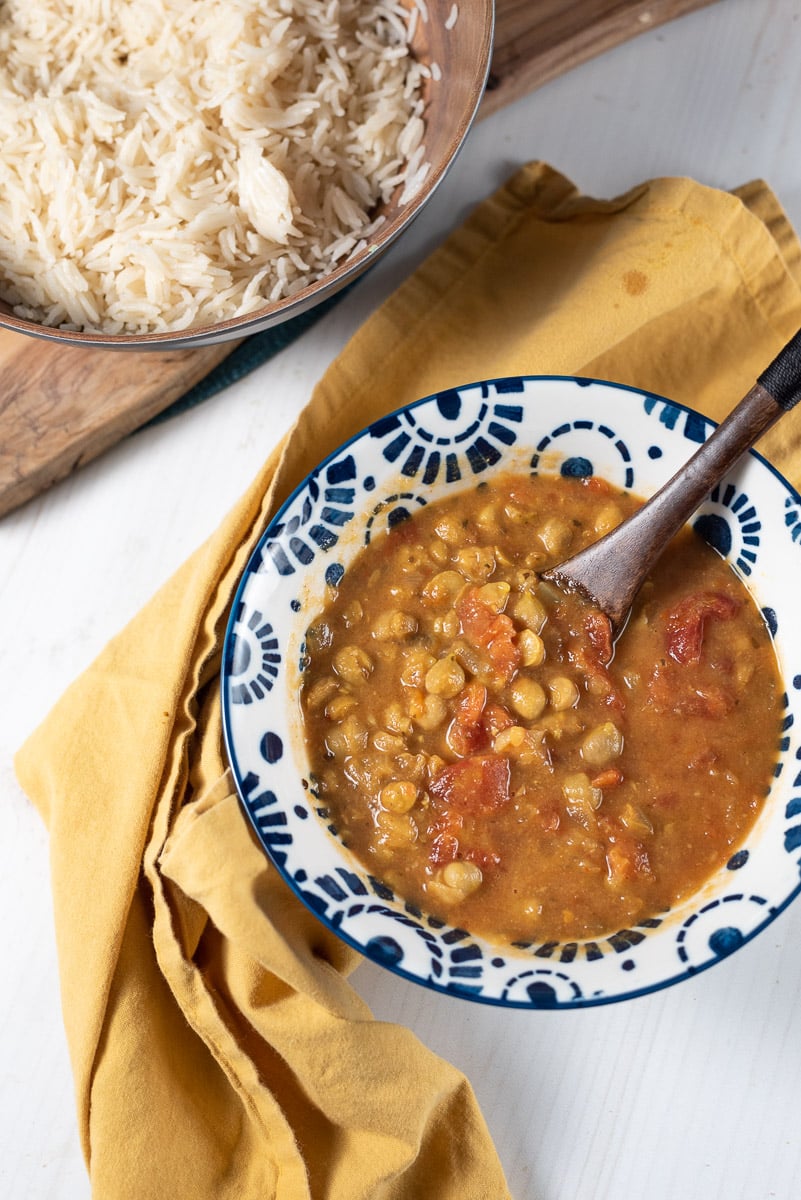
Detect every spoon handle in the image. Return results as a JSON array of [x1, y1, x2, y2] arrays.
[[625, 321, 801, 552], [759, 325, 801, 411], [543, 328, 801, 631]]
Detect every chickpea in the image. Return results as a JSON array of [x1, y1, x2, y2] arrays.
[[422, 570, 466, 606], [372, 730, 407, 754], [324, 715, 368, 759], [619, 803, 653, 835], [394, 545, 428, 575], [427, 863, 483, 905], [509, 678, 547, 720], [332, 644, 373, 686], [518, 629, 545, 667], [379, 780, 418, 813], [341, 601, 364, 628], [372, 610, 418, 641], [426, 754, 446, 781], [549, 675, 579, 711], [493, 726, 547, 765], [493, 725, 528, 752], [306, 620, 333, 651], [735, 660, 756, 689], [325, 692, 359, 722], [433, 514, 463, 545], [586, 673, 612, 697], [304, 676, 338, 710], [581, 721, 624, 767], [514, 567, 538, 591], [594, 503, 623, 537], [537, 516, 573, 556], [476, 580, 511, 613], [394, 752, 428, 783], [345, 755, 392, 792], [542, 711, 582, 738], [400, 648, 437, 688], [512, 590, 548, 632], [432, 609, 460, 638], [731, 633, 757, 688], [384, 702, 413, 736], [425, 655, 466, 698], [414, 693, 448, 731], [562, 772, 603, 812], [373, 809, 418, 850], [452, 639, 494, 687], [442, 860, 483, 895], [453, 545, 496, 582]]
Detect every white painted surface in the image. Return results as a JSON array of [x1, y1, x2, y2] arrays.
[[3, 2, 801, 1196]]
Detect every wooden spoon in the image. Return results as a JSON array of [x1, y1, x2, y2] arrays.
[[541, 328, 801, 636]]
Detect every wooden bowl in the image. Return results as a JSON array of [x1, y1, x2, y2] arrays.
[[0, 2, 494, 351]]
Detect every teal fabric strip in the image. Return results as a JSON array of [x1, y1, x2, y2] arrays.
[[147, 286, 352, 427]]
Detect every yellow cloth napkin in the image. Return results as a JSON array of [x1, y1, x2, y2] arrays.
[[15, 163, 801, 1200]]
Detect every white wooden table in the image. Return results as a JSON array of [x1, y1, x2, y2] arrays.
[[3, 3, 801, 1196]]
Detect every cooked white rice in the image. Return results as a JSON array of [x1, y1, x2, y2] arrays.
[[0, 0, 430, 334]]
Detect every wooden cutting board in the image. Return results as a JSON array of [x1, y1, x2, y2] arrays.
[[0, 0, 717, 518]]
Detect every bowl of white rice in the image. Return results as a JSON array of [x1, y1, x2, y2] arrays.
[[0, 0, 493, 349]]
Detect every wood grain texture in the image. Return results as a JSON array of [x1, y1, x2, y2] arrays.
[[481, 0, 720, 118], [0, 335, 234, 516], [0, 0, 716, 518]]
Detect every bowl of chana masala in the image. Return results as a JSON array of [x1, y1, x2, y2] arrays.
[[222, 376, 801, 1008]]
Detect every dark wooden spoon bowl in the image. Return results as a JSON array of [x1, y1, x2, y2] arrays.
[[542, 328, 801, 636]]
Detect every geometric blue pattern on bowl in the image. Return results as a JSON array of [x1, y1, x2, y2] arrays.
[[221, 376, 801, 1008]]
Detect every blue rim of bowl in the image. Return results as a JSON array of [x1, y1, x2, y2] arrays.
[[221, 374, 801, 1008]]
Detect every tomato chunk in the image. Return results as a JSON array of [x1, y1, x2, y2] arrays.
[[429, 755, 511, 817], [591, 767, 624, 790], [456, 587, 521, 682], [447, 682, 487, 756], [570, 610, 623, 709], [429, 756, 510, 869], [429, 827, 461, 866], [646, 662, 735, 718], [429, 825, 501, 870], [606, 837, 653, 882], [581, 475, 615, 496], [584, 611, 613, 666], [447, 683, 513, 757], [665, 591, 740, 665], [455, 680, 486, 726]]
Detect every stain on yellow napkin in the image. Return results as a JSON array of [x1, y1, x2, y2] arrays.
[[15, 164, 801, 1200]]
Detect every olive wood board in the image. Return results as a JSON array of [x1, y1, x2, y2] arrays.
[[0, 0, 717, 518]]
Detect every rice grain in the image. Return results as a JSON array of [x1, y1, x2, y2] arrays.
[[0, 0, 430, 334]]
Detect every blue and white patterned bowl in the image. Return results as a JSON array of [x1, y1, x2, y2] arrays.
[[221, 376, 801, 1008]]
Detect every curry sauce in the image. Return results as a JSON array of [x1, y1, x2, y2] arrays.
[[300, 472, 782, 944]]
